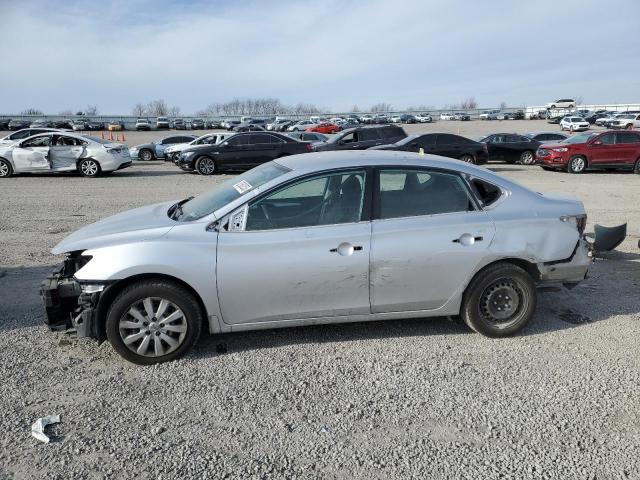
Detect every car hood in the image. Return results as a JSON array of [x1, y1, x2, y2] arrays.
[[538, 142, 571, 149], [52, 201, 178, 255], [183, 144, 218, 154], [165, 142, 192, 152]]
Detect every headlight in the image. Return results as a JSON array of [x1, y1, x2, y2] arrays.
[[552, 148, 568, 152], [181, 151, 196, 159], [81, 284, 106, 294]]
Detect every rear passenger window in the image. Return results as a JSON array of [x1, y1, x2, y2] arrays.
[[359, 129, 380, 141], [437, 134, 463, 145], [377, 169, 474, 219], [471, 179, 502, 207], [616, 132, 640, 144]]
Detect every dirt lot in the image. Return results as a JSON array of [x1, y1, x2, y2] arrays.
[[1, 120, 639, 479]]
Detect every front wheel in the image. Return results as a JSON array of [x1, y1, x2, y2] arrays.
[[519, 150, 535, 165], [105, 280, 203, 365], [78, 158, 101, 177], [458, 154, 475, 164], [0, 158, 13, 178], [460, 263, 537, 337], [634, 159, 640, 174], [567, 155, 586, 174], [195, 156, 216, 175], [139, 149, 154, 161]]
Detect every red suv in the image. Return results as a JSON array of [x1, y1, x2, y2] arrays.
[[307, 122, 341, 134], [536, 131, 640, 173]]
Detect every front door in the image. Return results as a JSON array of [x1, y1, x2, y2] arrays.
[[370, 168, 495, 313], [588, 132, 616, 166], [12, 135, 52, 172], [216, 169, 371, 325], [50, 135, 85, 170]]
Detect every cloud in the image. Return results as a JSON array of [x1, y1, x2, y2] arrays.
[[0, 0, 639, 113]]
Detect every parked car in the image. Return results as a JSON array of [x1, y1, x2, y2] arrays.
[[224, 120, 241, 131], [610, 113, 640, 130], [191, 119, 206, 130], [41, 150, 592, 363], [537, 130, 640, 173], [390, 115, 402, 123], [72, 119, 88, 131], [479, 110, 500, 120], [312, 125, 407, 152], [274, 120, 295, 132], [400, 114, 417, 124], [53, 120, 73, 129], [286, 132, 329, 143], [478, 133, 541, 164], [0, 132, 131, 178], [453, 112, 471, 121], [206, 119, 223, 129], [440, 112, 455, 121], [135, 119, 151, 131], [267, 119, 291, 131], [0, 128, 63, 146], [584, 110, 610, 124], [528, 110, 547, 120], [173, 118, 187, 130], [415, 113, 432, 123], [599, 113, 632, 129], [307, 122, 341, 134], [560, 117, 590, 132], [8, 119, 30, 130], [30, 120, 53, 128], [370, 133, 488, 164], [360, 115, 375, 124], [165, 133, 234, 162], [234, 124, 266, 132], [524, 132, 569, 143], [0, 118, 10, 130], [156, 117, 170, 129], [129, 135, 198, 161], [546, 98, 576, 109], [175, 132, 311, 175], [107, 121, 124, 131], [287, 120, 316, 132], [86, 120, 104, 131]]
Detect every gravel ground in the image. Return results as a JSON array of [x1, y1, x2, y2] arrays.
[[1, 121, 639, 479]]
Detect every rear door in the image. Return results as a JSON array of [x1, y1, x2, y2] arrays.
[[11, 135, 52, 172], [50, 135, 86, 170], [435, 133, 465, 159], [370, 167, 495, 313], [242, 133, 277, 167], [613, 131, 640, 166], [355, 128, 382, 149]]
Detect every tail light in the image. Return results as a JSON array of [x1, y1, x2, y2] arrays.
[[560, 214, 587, 234]]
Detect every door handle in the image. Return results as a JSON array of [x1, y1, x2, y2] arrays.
[[330, 242, 362, 256], [452, 233, 483, 246]]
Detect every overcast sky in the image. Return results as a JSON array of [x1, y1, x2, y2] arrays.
[[1, 0, 639, 114]]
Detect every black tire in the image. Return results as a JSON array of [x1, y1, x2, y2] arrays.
[[77, 158, 101, 177], [519, 150, 535, 165], [195, 156, 216, 175], [0, 158, 13, 178], [139, 149, 154, 161], [458, 154, 476, 164], [567, 155, 586, 174], [461, 263, 537, 337], [105, 280, 203, 365], [634, 159, 640, 174]]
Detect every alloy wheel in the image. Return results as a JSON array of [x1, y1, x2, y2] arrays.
[[570, 157, 585, 173], [197, 157, 215, 175], [520, 151, 534, 165], [118, 297, 188, 358], [0, 161, 10, 177], [80, 160, 99, 176]]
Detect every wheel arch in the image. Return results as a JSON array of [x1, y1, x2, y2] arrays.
[[463, 258, 541, 300], [95, 273, 209, 342]]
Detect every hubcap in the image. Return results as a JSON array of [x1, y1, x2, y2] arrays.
[[81, 161, 98, 176], [479, 279, 523, 328], [461, 155, 474, 163], [141, 151, 152, 161], [0, 162, 8, 176], [521, 152, 533, 164], [119, 297, 187, 357], [572, 157, 585, 172], [198, 158, 215, 174]]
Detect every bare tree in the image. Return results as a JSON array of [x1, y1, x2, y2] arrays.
[[499, 101, 507, 110], [369, 103, 393, 113], [132, 103, 146, 117], [460, 97, 478, 109], [58, 109, 74, 116], [145, 99, 168, 116], [169, 106, 181, 117], [351, 105, 360, 113], [21, 108, 43, 115], [85, 105, 99, 115]]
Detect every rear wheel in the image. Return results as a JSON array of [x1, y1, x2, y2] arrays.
[[519, 150, 535, 165], [0, 159, 13, 178], [634, 159, 640, 174], [78, 158, 101, 177], [458, 154, 475, 164], [139, 149, 154, 161], [626, 124, 634, 130], [195, 156, 216, 175], [567, 155, 586, 173], [461, 263, 537, 337], [106, 280, 203, 365]]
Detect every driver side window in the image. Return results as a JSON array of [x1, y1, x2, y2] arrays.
[[21, 136, 51, 147], [245, 171, 367, 231]]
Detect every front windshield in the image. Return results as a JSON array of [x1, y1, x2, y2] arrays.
[[618, 114, 634, 119], [561, 133, 596, 144], [176, 162, 291, 221]]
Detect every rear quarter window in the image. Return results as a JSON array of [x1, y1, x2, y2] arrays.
[[471, 179, 502, 207]]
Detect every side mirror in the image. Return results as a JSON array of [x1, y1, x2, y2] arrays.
[[592, 140, 602, 146], [221, 141, 229, 147]]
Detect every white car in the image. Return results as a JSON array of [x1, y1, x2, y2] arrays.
[[164, 133, 233, 162], [560, 117, 590, 132], [546, 99, 576, 109], [0, 132, 131, 178], [479, 110, 500, 120], [610, 113, 640, 130], [0, 128, 63, 146], [135, 118, 151, 131], [415, 114, 432, 123], [287, 120, 316, 132], [390, 115, 402, 123], [440, 112, 455, 120]]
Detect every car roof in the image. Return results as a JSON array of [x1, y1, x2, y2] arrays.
[[13, 131, 97, 141]]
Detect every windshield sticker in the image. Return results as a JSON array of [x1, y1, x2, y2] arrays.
[[233, 180, 253, 194]]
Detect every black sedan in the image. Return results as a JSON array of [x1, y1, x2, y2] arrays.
[[369, 133, 488, 165], [478, 133, 541, 164], [9, 119, 31, 130], [191, 119, 206, 129], [176, 132, 311, 175]]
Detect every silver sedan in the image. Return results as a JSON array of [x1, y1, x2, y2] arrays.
[[41, 151, 592, 363], [0, 132, 131, 178]]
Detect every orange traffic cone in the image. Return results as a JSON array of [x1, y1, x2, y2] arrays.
[[121, 133, 126, 142], [109, 131, 114, 141]]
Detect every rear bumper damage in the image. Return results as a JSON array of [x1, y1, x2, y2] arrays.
[[537, 238, 593, 288]]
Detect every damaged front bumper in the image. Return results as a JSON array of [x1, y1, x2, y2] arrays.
[[40, 254, 105, 339], [538, 238, 593, 288]]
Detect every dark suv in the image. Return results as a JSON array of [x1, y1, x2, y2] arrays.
[[370, 133, 488, 165], [312, 125, 406, 152]]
